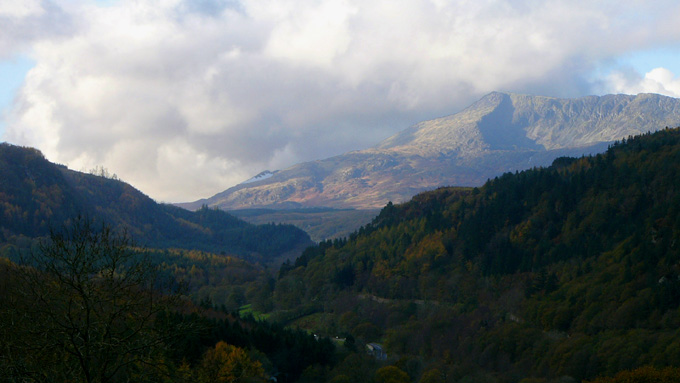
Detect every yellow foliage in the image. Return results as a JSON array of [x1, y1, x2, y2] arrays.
[[375, 365, 410, 383], [196, 341, 266, 383]]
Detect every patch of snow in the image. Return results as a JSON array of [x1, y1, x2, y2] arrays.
[[241, 170, 274, 184]]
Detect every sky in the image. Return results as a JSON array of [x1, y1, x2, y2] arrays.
[[2, 0, 680, 203]]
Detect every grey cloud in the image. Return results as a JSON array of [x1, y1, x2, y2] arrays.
[[0, 0, 74, 58]]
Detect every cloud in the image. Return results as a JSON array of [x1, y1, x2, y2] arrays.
[[0, 0, 74, 58], [603, 67, 680, 97], [3, 0, 680, 202]]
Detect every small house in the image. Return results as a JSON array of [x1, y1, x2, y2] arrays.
[[367, 343, 387, 360]]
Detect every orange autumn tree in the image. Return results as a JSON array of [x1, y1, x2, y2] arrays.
[[196, 341, 266, 383]]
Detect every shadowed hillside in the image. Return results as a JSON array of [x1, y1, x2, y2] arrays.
[[0, 143, 312, 261]]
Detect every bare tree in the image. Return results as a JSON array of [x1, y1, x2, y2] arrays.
[[0, 217, 188, 382]]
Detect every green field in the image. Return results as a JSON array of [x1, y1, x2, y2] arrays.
[[238, 304, 271, 321]]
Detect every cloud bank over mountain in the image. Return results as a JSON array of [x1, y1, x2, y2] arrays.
[[2, 0, 680, 202]]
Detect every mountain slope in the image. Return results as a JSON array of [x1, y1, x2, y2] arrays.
[[182, 92, 680, 211], [0, 143, 312, 259], [272, 127, 680, 382], [230, 207, 380, 242]]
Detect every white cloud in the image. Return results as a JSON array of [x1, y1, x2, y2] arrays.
[[262, 0, 357, 68], [0, 0, 45, 18], [604, 67, 680, 97], [2, 0, 680, 202], [0, 0, 74, 58]]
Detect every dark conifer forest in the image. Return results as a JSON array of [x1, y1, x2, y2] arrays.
[[273, 127, 680, 382]]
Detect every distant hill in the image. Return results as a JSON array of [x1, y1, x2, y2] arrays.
[[181, 92, 680, 211], [270, 127, 680, 382], [0, 143, 312, 261], [230, 207, 380, 242]]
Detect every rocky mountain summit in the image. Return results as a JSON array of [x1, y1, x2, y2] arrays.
[[181, 92, 680, 210]]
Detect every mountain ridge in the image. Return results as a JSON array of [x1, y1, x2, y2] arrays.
[[180, 92, 680, 211], [0, 143, 312, 260]]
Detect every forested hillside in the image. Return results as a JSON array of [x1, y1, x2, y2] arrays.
[[0, 143, 312, 260], [0, 218, 335, 383], [271, 127, 680, 382]]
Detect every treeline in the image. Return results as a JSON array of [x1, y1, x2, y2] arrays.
[[268, 128, 680, 382]]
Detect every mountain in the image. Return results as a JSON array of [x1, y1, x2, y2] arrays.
[[269, 127, 680, 382], [0, 143, 312, 260], [181, 92, 680, 211]]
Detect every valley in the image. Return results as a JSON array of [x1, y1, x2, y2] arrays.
[[230, 207, 380, 242], [3, 95, 680, 382]]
